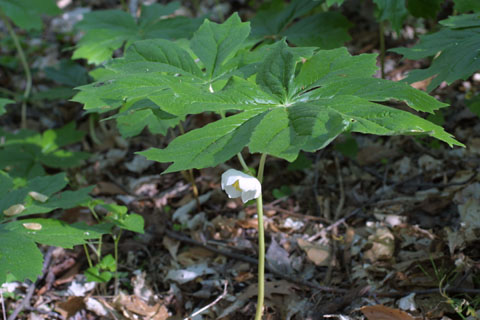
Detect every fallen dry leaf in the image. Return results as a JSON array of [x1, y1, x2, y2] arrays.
[[297, 238, 332, 267], [56, 296, 85, 319], [361, 305, 416, 320], [114, 293, 169, 320]]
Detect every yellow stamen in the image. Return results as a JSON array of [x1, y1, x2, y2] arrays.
[[232, 180, 242, 191]]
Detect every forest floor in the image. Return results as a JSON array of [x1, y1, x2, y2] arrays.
[[1, 0, 480, 319]]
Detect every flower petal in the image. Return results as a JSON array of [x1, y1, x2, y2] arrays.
[[221, 169, 261, 203]]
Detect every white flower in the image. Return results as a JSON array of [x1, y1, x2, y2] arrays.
[[221, 169, 261, 203]]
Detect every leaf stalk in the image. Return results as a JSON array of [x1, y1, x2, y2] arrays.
[[0, 10, 32, 129]]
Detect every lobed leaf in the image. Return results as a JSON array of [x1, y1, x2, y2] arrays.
[[190, 13, 251, 79], [0, 0, 60, 31], [391, 20, 480, 91]]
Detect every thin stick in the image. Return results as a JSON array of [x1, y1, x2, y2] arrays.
[[165, 228, 347, 294], [184, 280, 228, 320], [0, 10, 32, 128], [178, 121, 202, 210]]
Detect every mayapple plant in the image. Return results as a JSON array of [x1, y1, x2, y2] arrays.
[[75, 13, 463, 319]]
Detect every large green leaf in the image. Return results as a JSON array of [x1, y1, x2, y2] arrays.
[[5, 219, 107, 249], [73, 2, 202, 64], [0, 171, 109, 285], [190, 13, 250, 79], [0, 227, 43, 284], [73, 15, 256, 139], [0, 172, 91, 216], [391, 14, 480, 91], [257, 41, 295, 102], [0, 123, 89, 178], [250, 0, 350, 49], [140, 109, 267, 173], [283, 12, 352, 48], [406, 0, 443, 19], [373, 0, 408, 32], [251, 0, 320, 38], [139, 42, 462, 173], [0, 0, 60, 31], [454, 0, 480, 13]]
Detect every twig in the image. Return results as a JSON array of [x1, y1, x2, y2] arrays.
[[165, 229, 258, 265], [24, 306, 64, 320], [165, 229, 347, 294], [8, 247, 55, 320], [183, 280, 228, 320], [375, 287, 480, 298], [263, 204, 331, 223], [324, 157, 345, 285]]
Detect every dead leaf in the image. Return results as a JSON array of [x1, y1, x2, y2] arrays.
[[297, 238, 332, 266], [357, 145, 397, 166], [162, 236, 180, 261], [114, 293, 169, 320], [236, 218, 258, 229], [234, 271, 254, 282], [23, 222, 42, 230], [3, 204, 25, 216], [361, 305, 416, 320], [28, 191, 48, 202], [364, 226, 395, 263], [176, 247, 215, 266], [56, 296, 85, 319], [239, 280, 297, 300]]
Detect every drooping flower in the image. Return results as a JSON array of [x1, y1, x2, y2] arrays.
[[221, 169, 261, 203]]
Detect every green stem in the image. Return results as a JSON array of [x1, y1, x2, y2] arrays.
[[254, 193, 265, 320], [113, 230, 122, 296], [178, 121, 202, 210], [0, 10, 32, 129], [83, 244, 94, 268], [257, 153, 267, 183], [254, 153, 267, 320], [237, 153, 252, 175], [89, 114, 101, 145], [379, 20, 386, 79], [97, 235, 102, 260]]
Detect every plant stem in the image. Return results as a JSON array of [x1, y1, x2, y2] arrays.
[[178, 121, 202, 210], [254, 153, 267, 320], [257, 153, 267, 183], [89, 114, 101, 145], [237, 153, 253, 175], [0, 10, 32, 129], [113, 230, 122, 296], [379, 20, 386, 79], [83, 244, 94, 268], [254, 193, 265, 320]]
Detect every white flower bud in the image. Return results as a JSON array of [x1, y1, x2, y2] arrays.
[[221, 169, 261, 203]]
